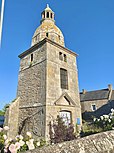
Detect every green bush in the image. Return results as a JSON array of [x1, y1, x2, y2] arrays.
[[49, 115, 76, 144]]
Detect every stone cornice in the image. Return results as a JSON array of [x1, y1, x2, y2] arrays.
[[18, 38, 78, 58]]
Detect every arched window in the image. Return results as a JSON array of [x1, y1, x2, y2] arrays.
[[59, 111, 71, 126], [59, 52, 63, 60], [64, 54, 67, 62], [47, 12, 49, 18], [42, 12, 45, 19], [51, 13, 53, 19]]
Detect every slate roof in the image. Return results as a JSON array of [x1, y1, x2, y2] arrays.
[[111, 90, 114, 100], [80, 89, 110, 102]]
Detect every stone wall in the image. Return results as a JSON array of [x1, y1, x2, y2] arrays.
[[81, 99, 108, 113], [81, 100, 114, 120], [25, 130, 114, 153], [6, 98, 20, 139], [16, 39, 82, 141]]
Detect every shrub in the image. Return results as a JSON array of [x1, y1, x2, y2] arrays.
[[49, 115, 76, 144], [0, 126, 46, 153], [93, 109, 114, 131]]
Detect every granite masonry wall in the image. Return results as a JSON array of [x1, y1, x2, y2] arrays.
[[81, 99, 108, 113], [5, 98, 20, 139], [25, 130, 114, 153], [17, 44, 47, 139]]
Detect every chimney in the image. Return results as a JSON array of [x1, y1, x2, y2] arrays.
[[108, 84, 112, 91], [82, 89, 87, 94], [108, 84, 113, 100]]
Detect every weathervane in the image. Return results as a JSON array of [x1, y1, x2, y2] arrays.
[[47, 4, 49, 8]]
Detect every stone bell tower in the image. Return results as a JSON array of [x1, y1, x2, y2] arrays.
[[6, 5, 82, 141]]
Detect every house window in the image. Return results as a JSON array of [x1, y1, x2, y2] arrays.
[[31, 54, 33, 62], [91, 104, 96, 111], [59, 52, 63, 60], [60, 68, 68, 89], [59, 111, 71, 126], [64, 54, 67, 62]]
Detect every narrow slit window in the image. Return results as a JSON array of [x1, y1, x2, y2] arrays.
[[46, 32, 49, 37], [31, 54, 33, 62], [59, 52, 63, 60], [64, 54, 67, 62], [51, 13, 53, 19], [47, 12, 49, 18]]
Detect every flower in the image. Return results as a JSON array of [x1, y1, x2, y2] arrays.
[[26, 131, 32, 138], [26, 140, 35, 150], [3, 134, 7, 140], [111, 108, 114, 113], [0, 127, 3, 132], [9, 144, 16, 153], [4, 139, 10, 145], [108, 119, 111, 123], [100, 116, 103, 120], [19, 140, 25, 146], [103, 115, 109, 119], [19, 135, 23, 140], [16, 135, 23, 140], [36, 141, 40, 147], [4, 148, 8, 153], [15, 142, 21, 150], [93, 118, 96, 122], [4, 126, 9, 131], [29, 139, 34, 143]]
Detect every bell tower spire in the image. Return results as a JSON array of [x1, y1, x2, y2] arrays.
[[40, 4, 55, 24]]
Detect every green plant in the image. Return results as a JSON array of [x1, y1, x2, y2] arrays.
[[49, 115, 76, 144], [0, 127, 46, 153]]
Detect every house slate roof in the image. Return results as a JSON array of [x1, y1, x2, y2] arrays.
[[80, 89, 110, 102], [111, 90, 114, 100]]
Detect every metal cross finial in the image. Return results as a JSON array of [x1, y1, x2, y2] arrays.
[[47, 4, 49, 8]]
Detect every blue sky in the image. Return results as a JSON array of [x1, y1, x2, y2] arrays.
[[0, 0, 114, 109]]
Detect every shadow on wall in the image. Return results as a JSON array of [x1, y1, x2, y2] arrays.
[[82, 100, 114, 121]]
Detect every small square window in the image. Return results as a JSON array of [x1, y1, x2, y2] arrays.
[[91, 104, 96, 111]]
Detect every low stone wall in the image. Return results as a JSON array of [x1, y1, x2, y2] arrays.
[[25, 130, 114, 153]]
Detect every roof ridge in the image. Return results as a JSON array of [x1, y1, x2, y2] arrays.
[[80, 88, 109, 94]]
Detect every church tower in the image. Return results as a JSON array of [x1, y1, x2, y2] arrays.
[[6, 5, 82, 141]]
